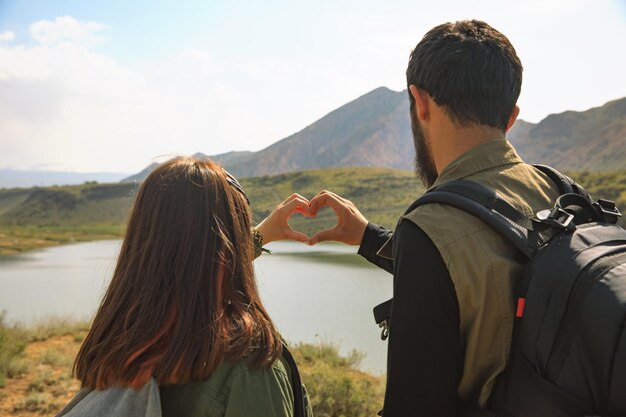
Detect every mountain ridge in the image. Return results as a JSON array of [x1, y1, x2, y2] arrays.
[[123, 88, 626, 182]]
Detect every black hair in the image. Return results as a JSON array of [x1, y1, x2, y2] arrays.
[[406, 20, 523, 131]]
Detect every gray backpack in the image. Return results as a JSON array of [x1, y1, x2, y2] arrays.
[[56, 379, 162, 417]]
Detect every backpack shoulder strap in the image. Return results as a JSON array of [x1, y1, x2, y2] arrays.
[[407, 180, 543, 259], [282, 345, 306, 417], [533, 164, 592, 201]]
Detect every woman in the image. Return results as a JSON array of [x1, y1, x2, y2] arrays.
[[70, 156, 313, 416]]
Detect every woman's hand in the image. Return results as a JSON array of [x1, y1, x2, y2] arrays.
[[308, 190, 368, 246], [255, 194, 311, 244]]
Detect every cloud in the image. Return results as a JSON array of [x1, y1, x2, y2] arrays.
[[30, 16, 107, 47], [0, 16, 253, 172], [0, 31, 15, 43], [155, 48, 224, 80]]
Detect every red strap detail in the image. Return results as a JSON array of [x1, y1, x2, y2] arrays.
[[516, 297, 526, 318]]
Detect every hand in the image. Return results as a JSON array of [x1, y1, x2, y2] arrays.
[[308, 190, 368, 246], [255, 194, 311, 244]]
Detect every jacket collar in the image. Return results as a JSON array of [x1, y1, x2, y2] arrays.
[[430, 139, 523, 190]]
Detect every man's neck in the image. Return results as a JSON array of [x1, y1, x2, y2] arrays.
[[430, 123, 506, 175]]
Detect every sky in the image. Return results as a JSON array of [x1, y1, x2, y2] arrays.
[[0, 0, 625, 173]]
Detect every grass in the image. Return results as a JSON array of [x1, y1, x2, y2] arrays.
[[13, 392, 59, 414], [242, 167, 422, 234], [292, 342, 384, 417], [6, 358, 28, 379], [0, 313, 27, 388], [40, 349, 73, 368], [25, 317, 90, 343]]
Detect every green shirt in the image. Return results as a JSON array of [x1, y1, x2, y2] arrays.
[[160, 356, 313, 417]]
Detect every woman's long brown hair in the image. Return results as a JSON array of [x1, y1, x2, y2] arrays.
[[73, 157, 282, 389]]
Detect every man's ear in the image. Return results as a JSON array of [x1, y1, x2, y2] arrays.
[[505, 105, 520, 133], [409, 85, 430, 122]]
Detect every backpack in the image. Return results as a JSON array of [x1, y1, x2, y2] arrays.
[[373, 165, 626, 416], [56, 345, 308, 417]]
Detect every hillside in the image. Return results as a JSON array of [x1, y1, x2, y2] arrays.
[[0, 168, 421, 253], [123, 88, 626, 182], [2, 167, 626, 255], [507, 97, 626, 170], [0, 183, 137, 254], [0, 183, 137, 227]]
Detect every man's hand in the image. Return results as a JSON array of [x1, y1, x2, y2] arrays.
[[308, 190, 368, 246], [255, 194, 311, 244]]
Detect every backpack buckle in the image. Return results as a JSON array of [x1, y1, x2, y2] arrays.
[[594, 199, 622, 224], [379, 320, 390, 341], [537, 207, 575, 230]]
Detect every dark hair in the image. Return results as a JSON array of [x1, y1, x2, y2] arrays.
[[74, 157, 282, 389], [406, 20, 522, 131]]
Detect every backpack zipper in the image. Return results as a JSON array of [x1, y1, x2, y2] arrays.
[[545, 250, 626, 380]]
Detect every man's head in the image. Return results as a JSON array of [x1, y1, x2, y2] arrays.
[[407, 20, 523, 186]]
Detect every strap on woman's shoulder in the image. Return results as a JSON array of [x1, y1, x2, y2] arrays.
[[282, 345, 305, 417]]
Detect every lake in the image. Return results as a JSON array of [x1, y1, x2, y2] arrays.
[[0, 240, 392, 373]]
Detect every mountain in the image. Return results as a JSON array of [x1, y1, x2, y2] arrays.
[[213, 87, 413, 177], [506, 97, 626, 171], [124, 88, 626, 181], [0, 170, 129, 189]]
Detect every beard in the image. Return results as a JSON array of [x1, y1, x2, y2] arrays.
[[410, 101, 438, 188]]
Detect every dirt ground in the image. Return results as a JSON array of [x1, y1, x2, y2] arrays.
[[0, 335, 81, 416]]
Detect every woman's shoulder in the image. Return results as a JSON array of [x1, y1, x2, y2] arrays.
[[160, 357, 295, 417], [223, 356, 295, 416]]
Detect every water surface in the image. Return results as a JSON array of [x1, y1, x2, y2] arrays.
[[0, 240, 392, 373]]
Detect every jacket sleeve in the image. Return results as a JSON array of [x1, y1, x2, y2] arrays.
[[382, 219, 463, 417], [357, 222, 394, 274]]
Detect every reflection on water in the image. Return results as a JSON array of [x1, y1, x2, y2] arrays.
[[0, 240, 392, 373]]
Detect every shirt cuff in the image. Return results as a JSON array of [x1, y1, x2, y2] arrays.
[[358, 222, 391, 259]]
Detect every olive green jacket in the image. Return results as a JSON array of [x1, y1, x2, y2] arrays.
[[403, 139, 560, 407], [160, 355, 313, 417]]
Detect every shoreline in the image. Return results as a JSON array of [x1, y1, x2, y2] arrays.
[[0, 225, 124, 256]]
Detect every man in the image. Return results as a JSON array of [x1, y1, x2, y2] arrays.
[[307, 20, 561, 415]]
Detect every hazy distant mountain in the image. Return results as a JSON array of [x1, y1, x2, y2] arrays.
[[125, 88, 626, 181], [121, 163, 160, 183], [0, 170, 129, 189], [121, 152, 256, 183]]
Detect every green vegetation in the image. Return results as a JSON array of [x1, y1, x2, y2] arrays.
[[0, 224, 125, 255], [241, 167, 422, 235], [0, 313, 26, 388], [0, 167, 422, 253], [293, 343, 384, 417], [569, 170, 626, 226], [1, 167, 625, 254], [0, 181, 134, 254]]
